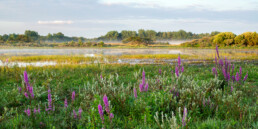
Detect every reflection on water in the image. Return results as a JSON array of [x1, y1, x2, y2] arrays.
[[0, 61, 56, 67], [0, 48, 257, 56]]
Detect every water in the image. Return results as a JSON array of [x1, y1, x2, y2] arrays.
[[0, 48, 257, 66], [0, 48, 257, 56]]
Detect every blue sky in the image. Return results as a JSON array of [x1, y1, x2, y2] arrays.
[[0, 0, 257, 38]]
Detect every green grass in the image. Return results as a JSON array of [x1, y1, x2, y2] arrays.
[[0, 62, 257, 128]]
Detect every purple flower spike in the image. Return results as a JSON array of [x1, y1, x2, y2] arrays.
[[78, 108, 82, 119], [216, 45, 219, 58], [29, 86, 34, 98], [24, 92, 29, 98], [243, 73, 248, 82], [139, 83, 144, 92], [48, 89, 52, 109], [34, 108, 37, 114], [159, 69, 162, 75], [235, 72, 240, 82], [24, 108, 31, 116], [72, 91, 75, 102], [145, 83, 149, 91], [103, 95, 110, 113], [73, 110, 77, 119], [98, 104, 104, 123], [133, 88, 137, 98], [110, 113, 114, 119], [232, 75, 235, 82], [24, 71, 29, 86], [175, 66, 179, 77], [219, 59, 223, 67], [100, 74, 103, 79], [178, 55, 181, 67], [64, 98, 68, 108], [239, 67, 242, 79], [182, 107, 187, 127], [181, 66, 184, 73], [142, 70, 146, 85]]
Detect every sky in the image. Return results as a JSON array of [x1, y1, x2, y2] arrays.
[[0, 0, 257, 38]]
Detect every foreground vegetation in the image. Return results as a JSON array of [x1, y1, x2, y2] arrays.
[[0, 47, 257, 128]]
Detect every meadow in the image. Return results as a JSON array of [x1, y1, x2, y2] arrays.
[[0, 47, 257, 128]]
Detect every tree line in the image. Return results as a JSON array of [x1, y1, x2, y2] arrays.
[[181, 32, 258, 47], [0, 30, 220, 44]]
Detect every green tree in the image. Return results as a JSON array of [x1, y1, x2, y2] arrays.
[[213, 32, 236, 46], [234, 32, 258, 46], [24, 30, 39, 41], [105, 31, 119, 41]]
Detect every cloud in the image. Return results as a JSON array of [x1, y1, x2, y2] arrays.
[[37, 20, 73, 25]]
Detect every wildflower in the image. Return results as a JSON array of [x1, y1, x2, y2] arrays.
[[178, 55, 181, 67], [37, 106, 40, 113], [72, 91, 75, 102], [100, 74, 103, 79], [24, 108, 31, 116], [232, 75, 235, 82], [212, 67, 217, 76], [235, 72, 240, 82], [142, 70, 145, 85], [28, 86, 34, 98], [181, 66, 184, 72], [24, 92, 29, 98], [219, 59, 223, 67], [133, 88, 137, 98], [34, 108, 37, 114], [24, 71, 29, 86], [222, 68, 228, 80], [110, 113, 114, 119], [64, 98, 68, 108], [73, 110, 77, 119], [182, 107, 187, 127], [216, 45, 219, 58], [243, 73, 248, 82], [48, 89, 52, 109], [159, 69, 162, 75], [145, 83, 148, 91], [175, 66, 179, 77], [239, 67, 242, 79], [78, 108, 82, 119], [139, 83, 144, 92], [98, 104, 104, 123], [103, 95, 110, 113]]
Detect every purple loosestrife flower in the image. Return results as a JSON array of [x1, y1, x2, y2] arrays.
[[212, 67, 216, 76], [142, 70, 146, 85], [100, 74, 103, 80], [24, 92, 29, 98], [72, 91, 75, 102], [243, 73, 248, 82], [48, 89, 52, 109], [232, 75, 235, 82], [29, 86, 34, 98], [103, 95, 110, 113], [222, 68, 228, 80], [133, 88, 137, 98], [73, 110, 77, 119], [216, 45, 219, 58], [235, 72, 240, 82], [159, 69, 162, 75], [178, 55, 181, 67], [110, 113, 114, 119], [98, 104, 104, 123], [78, 108, 82, 119], [232, 64, 235, 73], [64, 98, 68, 108], [227, 72, 231, 81], [24, 71, 29, 86], [175, 66, 179, 77], [145, 83, 149, 91], [219, 59, 223, 67], [34, 108, 37, 114], [215, 55, 217, 65], [139, 83, 144, 92], [181, 66, 184, 73], [239, 67, 242, 79], [182, 107, 187, 127], [24, 108, 31, 116]]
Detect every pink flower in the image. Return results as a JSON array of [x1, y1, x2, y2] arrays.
[[72, 91, 75, 102], [98, 104, 104, 123], [103, 95, 110, 113]]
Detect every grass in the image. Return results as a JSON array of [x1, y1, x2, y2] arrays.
[[0, 61, 257, 128]]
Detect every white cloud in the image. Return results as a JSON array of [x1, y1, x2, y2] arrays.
[[37, 20, 73, 25], [99, 0, 258, 11]]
